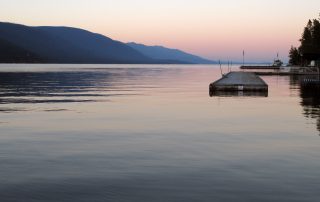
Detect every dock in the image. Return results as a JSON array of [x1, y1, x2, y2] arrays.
[[240, 65, 280, 70], [209, 72, 268, 96], [211, 91, 268, 97], [255, 72, 320, 76]]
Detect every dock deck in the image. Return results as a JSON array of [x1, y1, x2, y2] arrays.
[[240, 65, 280, 70], [209, 72, 268, 96]]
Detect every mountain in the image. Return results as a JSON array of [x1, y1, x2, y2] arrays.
[[0, 22, 215, 64], [0, 38, 44, 63], [0, 22, 153, 64], [127, 42, 216, 64], [36, 26, 154, 63]]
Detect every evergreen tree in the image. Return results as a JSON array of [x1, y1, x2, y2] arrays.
[[312, 19, 320, 51], [288, 46, 300, 66], [290, 15, 320, 67], [299, 20, 313, 56]]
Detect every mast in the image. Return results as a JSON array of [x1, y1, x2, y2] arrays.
[[242, 50, 245, 66]]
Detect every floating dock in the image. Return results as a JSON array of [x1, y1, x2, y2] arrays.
[[240, 65, 280, 70], [210, 90, 268, 97], [209, 72, 268, 96], [255, 72, 320, 76]]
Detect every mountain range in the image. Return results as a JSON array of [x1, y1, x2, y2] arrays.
[[127, 42, 215, 64], [0, 22, 216, 64]]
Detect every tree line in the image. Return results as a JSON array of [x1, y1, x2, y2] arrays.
[[289, 13, 320, 66]]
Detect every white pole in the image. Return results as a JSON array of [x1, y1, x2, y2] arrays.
[[243, 50, 245, 66]]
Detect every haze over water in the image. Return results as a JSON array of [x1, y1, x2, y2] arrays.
[[0, 64, 319, 202]]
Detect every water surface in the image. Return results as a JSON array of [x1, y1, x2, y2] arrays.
[[0, 64, 319, 202]]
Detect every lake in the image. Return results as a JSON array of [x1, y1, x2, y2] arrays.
[[0, 64, 319, 202]]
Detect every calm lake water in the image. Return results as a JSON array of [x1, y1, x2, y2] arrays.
[[0, 64, 319, 202]]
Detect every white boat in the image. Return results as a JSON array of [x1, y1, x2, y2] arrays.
[[272, 59, 283, 67]]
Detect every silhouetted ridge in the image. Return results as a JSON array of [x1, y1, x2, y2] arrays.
[[0, 22, 215, 64], [36, 26, 152, 63], [127, 42, 216, 64], [0, 38, 44, 63]]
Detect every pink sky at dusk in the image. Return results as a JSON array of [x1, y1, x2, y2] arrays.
[[1, 0, 319, 62]]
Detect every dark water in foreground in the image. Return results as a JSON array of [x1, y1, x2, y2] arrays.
[[0, 64, 319, 202]]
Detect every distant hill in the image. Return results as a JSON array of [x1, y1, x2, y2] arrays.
[[38, 26, 163, 63], [127, 42, 216, 64], [0, 38, 44, 63], [0, 22, 215, 64], [0, 22, 155, 64]]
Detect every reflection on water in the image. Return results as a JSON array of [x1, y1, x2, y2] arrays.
[[287, 73, 320, 134], [0, 68, 180, 111], [0, 71, 133, 105], [300, 85, 320, 135], [0, 65, 320, 202]]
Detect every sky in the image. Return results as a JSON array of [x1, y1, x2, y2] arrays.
[[0, 0, 319, 62]]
